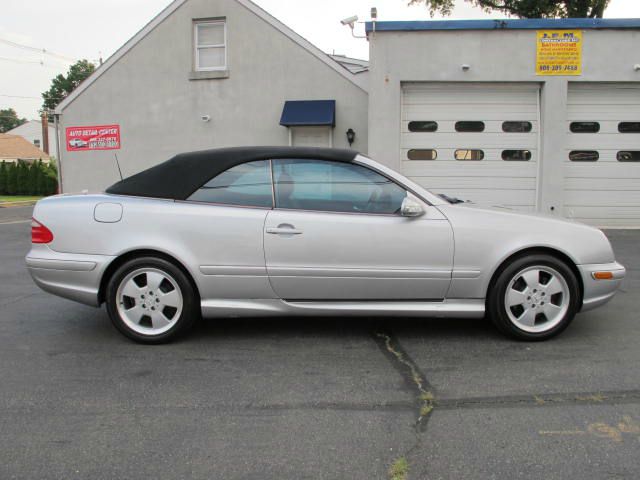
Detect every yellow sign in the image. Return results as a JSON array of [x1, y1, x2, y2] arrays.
[[536, 30, 582, 75]]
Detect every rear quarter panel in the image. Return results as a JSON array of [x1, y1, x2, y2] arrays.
[[32, 194, 276, 300]]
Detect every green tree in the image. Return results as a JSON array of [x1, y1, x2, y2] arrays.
[[16, 161, 29, 195], [407, 0, 610, 18], [28, 162, 40, 196], [0, 161, 7, 194], [0, 108, 27, 133], [6, 163, 17, 195], [41, 59, 96, 111]]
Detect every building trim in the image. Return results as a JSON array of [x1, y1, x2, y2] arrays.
[[55, 0, 366, 114], [365, 18, 640, 33]]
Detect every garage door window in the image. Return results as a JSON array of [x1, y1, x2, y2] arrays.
[[569, 151, 599, 162], [502, 150, 531, 161], [455, 149, 484, 161], [408, 149, 437, 160], [188, 160, 272, 207], [618, 122, 640, 133], [617, 151, 640, 162], [455, 121, 485, 132], [502, 121, 532, 133], [272, 159, 406, 214], [570, 122, 600, 133], [408, 121, 438, 132]]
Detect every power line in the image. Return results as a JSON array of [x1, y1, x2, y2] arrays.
[[0, 37, 76, 62], [0, 56, 65, 69], [1, 94, 67, 100]]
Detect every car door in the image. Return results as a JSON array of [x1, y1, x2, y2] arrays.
[[264, 158, 454, 300]]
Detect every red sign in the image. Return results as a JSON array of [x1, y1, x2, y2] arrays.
[[65, 124, 121, 151]]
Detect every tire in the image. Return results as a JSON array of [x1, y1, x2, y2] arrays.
[[105, 256, 199, 344], [487, 254, 580, 341]]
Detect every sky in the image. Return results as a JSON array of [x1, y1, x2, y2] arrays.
[[1, 0, 639, 119]]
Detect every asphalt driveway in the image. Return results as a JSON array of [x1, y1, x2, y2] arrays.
[[1, 206, 638, 479]]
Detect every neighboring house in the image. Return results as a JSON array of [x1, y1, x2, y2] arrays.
[[54, 0, 369, 194], [329, 54, 369, 74], [7, 120, 58, 159], [0, 133, 50, 164], [53, 1, 640, 227]]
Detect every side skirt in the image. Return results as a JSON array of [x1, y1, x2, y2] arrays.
[[200, 298, 485, 318]]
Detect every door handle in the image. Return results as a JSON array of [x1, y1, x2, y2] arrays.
[[266, 224, 303, 235]]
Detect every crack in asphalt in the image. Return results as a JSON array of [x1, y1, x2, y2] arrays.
[[371, 329, 435, 432]]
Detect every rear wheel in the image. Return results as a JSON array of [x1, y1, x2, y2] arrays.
[[106, 256, 198, 344], [487, 254, 580, 341]]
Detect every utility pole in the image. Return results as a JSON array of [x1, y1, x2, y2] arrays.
[[41, 111, 50, 154]]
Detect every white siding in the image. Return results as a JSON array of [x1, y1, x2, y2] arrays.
[[400, 83, 540, 211], [565, 83, 640, 227]]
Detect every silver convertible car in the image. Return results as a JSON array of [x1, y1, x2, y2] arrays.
[[26, 147, 625, 343]]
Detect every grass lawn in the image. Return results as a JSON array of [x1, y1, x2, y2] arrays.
[[0, 195, 44, 204]]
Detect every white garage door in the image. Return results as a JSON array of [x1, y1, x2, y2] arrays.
[[565, 83, 640, 227], [401, 83, 540, 211]]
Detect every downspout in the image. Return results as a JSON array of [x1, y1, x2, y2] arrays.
[[53, 113, 63, 193]]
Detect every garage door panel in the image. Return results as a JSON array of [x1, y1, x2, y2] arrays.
[[568, 134, 640, 150], [401, 134, 537, 149], [566, 177, 640, 190], [411, 176, 535, 190], [402, 105, 538, 119], [567, 107, 640, 121], [401, 121, 539, 134], [565, 163, 640, 178], [564, 83, 640, 226], [403, 160, 538, 177], [565, 190, 640, 207]]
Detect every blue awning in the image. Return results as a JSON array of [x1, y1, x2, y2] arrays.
[[279, 100, 336, 127]]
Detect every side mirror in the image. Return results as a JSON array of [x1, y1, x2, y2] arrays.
[[400, 196, 425, 217]]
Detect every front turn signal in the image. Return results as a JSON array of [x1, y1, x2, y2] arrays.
[[592, 271, 614, 280]]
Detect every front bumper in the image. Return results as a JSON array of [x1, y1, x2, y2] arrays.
[[26, 245, 115, 306], [578, 261, 626, 312]]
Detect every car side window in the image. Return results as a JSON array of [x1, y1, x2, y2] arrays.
[[272, 159, 406, 214], [188, 160, 273, 207]]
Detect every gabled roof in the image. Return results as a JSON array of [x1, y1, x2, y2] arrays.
[[0, 134, 50, 160], [55, 0, 367, 114]]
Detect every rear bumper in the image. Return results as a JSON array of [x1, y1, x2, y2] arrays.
[[578, 261, 626, 312], [26, 245, 115, 306]]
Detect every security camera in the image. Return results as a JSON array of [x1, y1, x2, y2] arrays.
[[340, 15, 358, 26]]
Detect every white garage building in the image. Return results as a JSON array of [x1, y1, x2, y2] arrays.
[[367, 18, 640, 227], [54, 7, 640, 227]]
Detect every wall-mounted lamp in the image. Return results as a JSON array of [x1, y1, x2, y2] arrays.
[[634, 64, 640, 72], [346, 128, 356, 146], [201, 114, 211, 122], [461, 64, 471, 71]]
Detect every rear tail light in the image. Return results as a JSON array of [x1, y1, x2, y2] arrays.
[[31, 218, 54, 244]]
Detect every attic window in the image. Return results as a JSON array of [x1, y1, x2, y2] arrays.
[[194, 20, 226, 71]]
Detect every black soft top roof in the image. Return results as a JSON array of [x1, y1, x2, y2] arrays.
[[106, 146, 358, 200]]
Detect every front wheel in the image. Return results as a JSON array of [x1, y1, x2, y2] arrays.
[[105, 256, 199, 344], [487, 254, 581, 341]]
